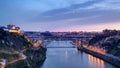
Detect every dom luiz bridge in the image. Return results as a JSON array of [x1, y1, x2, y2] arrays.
[[27, 35, 93, 48]]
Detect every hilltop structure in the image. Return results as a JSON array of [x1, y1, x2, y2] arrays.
[[0, 23, 21, 34], [7, 23, 21, 34]]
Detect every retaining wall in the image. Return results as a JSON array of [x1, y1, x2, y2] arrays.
[[78, 47, 120, 67]]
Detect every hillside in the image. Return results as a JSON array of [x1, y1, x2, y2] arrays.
[[0, 28, 46, 68], [89, 29, 120, 57]]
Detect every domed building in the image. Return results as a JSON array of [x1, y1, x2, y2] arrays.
[[7, 23, 21, 34], [7, 23, 15, 29]]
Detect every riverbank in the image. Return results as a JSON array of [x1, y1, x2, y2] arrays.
[[0, 29, 47, 68], [78, 46, 120, 68]]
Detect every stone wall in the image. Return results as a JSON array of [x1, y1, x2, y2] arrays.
[[78, 47, 120, 67]]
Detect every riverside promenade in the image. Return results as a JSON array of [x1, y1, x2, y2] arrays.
[[78, 45, 120, 67]]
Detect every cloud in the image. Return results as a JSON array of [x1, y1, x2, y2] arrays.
[[0, 0, 120, 31], [38, 0, 104, 16], [32, 0, 120, 25]]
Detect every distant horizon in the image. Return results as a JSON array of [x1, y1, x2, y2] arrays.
[[1, 22, 120, 32], [24, 29, 120, 32]]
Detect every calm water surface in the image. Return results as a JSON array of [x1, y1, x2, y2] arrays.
[[41, 41, 117, 68]]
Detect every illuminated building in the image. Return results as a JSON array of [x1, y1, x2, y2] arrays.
[[7, 23, 21, 34]]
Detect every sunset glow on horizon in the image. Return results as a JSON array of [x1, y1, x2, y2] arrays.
[[20, 22, 120, 32]]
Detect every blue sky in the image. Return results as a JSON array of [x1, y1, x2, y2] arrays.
[[0, 0, 120, 32]]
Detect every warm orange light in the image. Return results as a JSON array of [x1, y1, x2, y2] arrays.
[[54, 22, 120, 32], [88, 54, 105, 68], [83, 45, 106, 54]]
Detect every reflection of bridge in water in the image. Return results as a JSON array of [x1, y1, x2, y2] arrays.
[[44, 41, 76, 48], [46, 46, 76, 48]]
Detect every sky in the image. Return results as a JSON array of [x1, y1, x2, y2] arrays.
[[0, 0, 120, 32]]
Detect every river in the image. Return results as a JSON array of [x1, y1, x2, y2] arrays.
[[41, 41, 117, 68]]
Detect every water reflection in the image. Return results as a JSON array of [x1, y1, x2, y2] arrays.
[[42, 41, 117, 68], [88, 54, 104, 68]]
